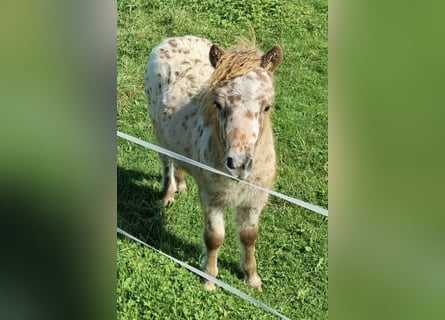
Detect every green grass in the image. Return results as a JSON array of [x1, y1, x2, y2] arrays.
[[117, 0, 327, 319]]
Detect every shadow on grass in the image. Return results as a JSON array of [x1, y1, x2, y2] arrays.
[[117, 166, 243, 279]]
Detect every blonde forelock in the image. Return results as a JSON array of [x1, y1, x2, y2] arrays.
[[209, 37, 263, 88]]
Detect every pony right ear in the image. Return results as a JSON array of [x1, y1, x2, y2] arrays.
[[209, 44, 225, 68]]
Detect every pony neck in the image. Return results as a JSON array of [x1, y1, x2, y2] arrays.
[[200, 89, 226, 162]]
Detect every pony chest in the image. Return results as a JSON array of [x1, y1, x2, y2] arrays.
[[199, 171, 271, 205]]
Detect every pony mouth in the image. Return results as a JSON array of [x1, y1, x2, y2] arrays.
[[224, 155, 253, 180], [226, 167, 251, 180]]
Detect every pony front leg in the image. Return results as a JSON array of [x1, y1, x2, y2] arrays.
[[201, 206, 225, 291], [236, 206, 263, 291]]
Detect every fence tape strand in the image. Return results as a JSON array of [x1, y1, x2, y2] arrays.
[[117, 131, 328, 216], [117, 227, 290, 320]]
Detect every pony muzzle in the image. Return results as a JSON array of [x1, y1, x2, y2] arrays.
[[225, 154, 253, 179]]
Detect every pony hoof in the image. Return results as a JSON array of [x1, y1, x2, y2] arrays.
[[203, 281, 216, 291], [245, 275, 263, 291], [163, 196, 175, 206]]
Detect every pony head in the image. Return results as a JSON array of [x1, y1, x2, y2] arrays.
[[209, 42, 282, 179]]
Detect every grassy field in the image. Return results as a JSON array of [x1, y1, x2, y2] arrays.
[[117, 0, 327, 319]]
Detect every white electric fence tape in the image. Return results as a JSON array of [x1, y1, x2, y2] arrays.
[[117, 227, 290, 320], [117, 131, 328, 216]]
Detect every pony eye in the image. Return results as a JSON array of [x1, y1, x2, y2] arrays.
[[214, 102, 222, 110], [264, 105, 271, 112]]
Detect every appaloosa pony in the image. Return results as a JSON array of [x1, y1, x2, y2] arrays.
[[145, 35, 282, 291]]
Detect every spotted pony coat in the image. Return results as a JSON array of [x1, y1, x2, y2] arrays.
[[145, 36, 282, 291]]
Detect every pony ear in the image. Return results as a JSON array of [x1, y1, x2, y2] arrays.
[[260, 45, 283, 73], [209, 44, 225, 68]]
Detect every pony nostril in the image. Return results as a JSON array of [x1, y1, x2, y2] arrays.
[[242, 158, 253, 171], [226, 157, 236, 170]]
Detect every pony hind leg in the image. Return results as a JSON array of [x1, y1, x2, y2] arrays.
[[235, 206, 263, 291], [159, 155, 177, 206], [174, 167, 187, 193]]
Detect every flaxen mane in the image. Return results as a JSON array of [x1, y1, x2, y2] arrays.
[[210, 38, 264, 88]]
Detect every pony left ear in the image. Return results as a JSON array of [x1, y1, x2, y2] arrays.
[[209, 44, 225, 68], [260, 45, 283, 73]]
